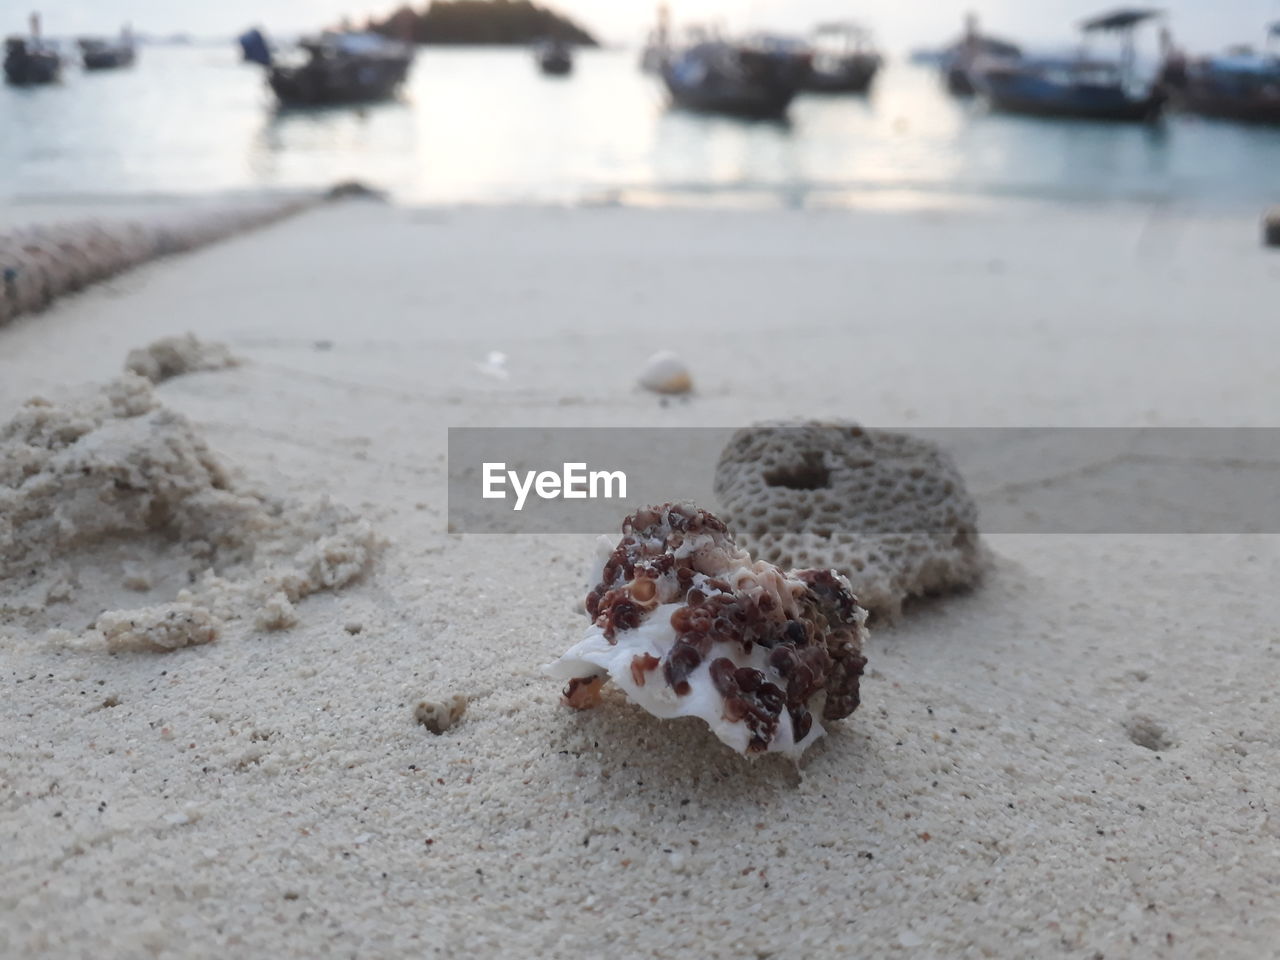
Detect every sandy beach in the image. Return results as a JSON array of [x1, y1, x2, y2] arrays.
[[2, 199, 1279, 958]]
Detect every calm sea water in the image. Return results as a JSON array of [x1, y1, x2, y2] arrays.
[[3, 44, 1280, 209]]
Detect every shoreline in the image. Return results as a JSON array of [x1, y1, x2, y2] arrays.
[[7, 181, 1275, 219], [3, 192, 1273, 339]]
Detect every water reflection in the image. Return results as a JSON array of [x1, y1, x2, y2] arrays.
[[249, 97, 417, 188], [3, 44, 1280, 209]]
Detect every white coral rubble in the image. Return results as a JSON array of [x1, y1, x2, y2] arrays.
[[0, 374, 383, 642], [96, 602, 220, 653]]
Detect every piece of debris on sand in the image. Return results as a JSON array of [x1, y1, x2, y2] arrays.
[[124, 333, 241, 384]]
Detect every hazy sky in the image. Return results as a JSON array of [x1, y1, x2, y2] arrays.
[[8, 0, 1280, 52]]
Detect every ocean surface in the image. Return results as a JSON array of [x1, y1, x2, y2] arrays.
[[4, 43, 1280, 210]]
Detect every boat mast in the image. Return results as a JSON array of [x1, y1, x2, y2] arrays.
[[1120, 22, 1135, 83]]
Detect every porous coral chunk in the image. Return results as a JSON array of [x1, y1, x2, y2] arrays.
[[714, 421, 986, 620]]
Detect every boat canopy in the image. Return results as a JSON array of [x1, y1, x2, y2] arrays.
[[1203, 52, 1280, 75], [741, 32, 810, 55], [813, 21, 869, 38], [950, 33, 1022, 59], [1080, 8, 1161, 32], [329, 32, 400, 54], [1019, 54, 1118, 72]]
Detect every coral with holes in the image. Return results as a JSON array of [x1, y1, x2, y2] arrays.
[[714, 422, 986, 621], [545, 503, 868, 758]]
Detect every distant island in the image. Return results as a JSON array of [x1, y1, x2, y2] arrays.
[[371, 1, 598, 46]]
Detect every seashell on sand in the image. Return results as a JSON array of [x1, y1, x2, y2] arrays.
[[638, 351, 693, 395]]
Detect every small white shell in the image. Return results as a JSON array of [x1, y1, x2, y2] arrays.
[[638, 351, 692, 395], [475, 351, 510, 380]]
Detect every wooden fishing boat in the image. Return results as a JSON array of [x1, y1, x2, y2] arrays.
[[4, 14, 61, 86], [662, 38, 809, 119], [940, 14, 1022, 96], [802, 21, 882, 94], [973, 9, 1166, 121], [241, 29, 414, 107], [1161, 26, 1280, 124], [537, 39, 573, 76], [79, 29, 136, 71]]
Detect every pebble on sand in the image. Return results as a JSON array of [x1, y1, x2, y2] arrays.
[[415, 695, 468, 734], [638, 351, 693, 395], [1265, 207, 1280, 248]]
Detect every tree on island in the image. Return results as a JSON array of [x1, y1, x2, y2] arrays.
[[371, 1, 598, 46]]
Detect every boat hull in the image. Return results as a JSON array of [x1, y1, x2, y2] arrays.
[[3, 46, 61, 85], [268, 56, 412, 106], [1172, 93, 1274, 122], [1172, 91, 1280, 124], [662, 47, 804, 119], [538, 52, 573, 76], [82, 47, 135, 70], [663, 82, 798, 118], [1163, 67, 1280, 125], [802, 54, 880, 94], [977, 69, 1164, 121]]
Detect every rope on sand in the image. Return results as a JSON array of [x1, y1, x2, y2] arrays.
[[0, 182, 383, 326]]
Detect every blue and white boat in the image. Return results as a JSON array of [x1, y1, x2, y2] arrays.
[[939, 13, 1022, 96], [1161, 25, 1280, 124], [972, 8, 1166, 122]]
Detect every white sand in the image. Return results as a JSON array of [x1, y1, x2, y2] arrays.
[[1, 201, 1278, 958]]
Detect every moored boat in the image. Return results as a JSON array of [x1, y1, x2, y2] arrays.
[[240, 29, 414, 107], [802, 21, 882, 94], [78, 28, 136, 70], [536, 38, 573, 76], [661, 37, 809, 119], [972, 8, 1166, 122], [4, 14, 61, 86], [1161, 26, 1280, 124], [640, 3, 671, 74], [940, 14, 1021, 95]]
